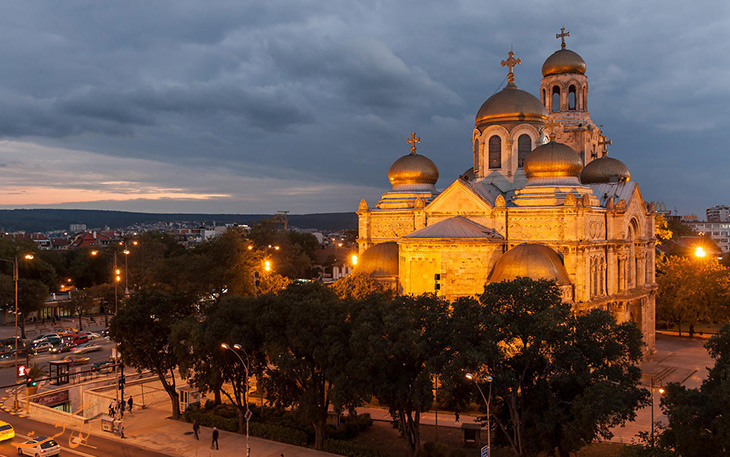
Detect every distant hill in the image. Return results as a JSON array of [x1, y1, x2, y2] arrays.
[[0, 209, 357, 233]]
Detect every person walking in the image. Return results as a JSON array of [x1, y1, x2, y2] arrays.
[[211, 427, 219, 450], [108, 401, 114, 417], [193, 420, 200, 440], [127, 396, 133, 413], [119, 421, 125, 439]]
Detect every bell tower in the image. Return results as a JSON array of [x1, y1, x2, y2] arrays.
[[540, 28, 606, 165]]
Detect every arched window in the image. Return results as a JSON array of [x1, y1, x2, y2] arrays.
[[568, 85, 576, 110], [599, 257, 605, 295], [541, 88, 546, 105], [583, 86, 587, 110], [488, 135, 501, 169], [552, 86, 560, 112], [592, 258, 598, 297], [517, 134, 531, 168]]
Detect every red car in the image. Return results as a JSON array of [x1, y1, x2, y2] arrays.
[[72, 333, 89, 345]]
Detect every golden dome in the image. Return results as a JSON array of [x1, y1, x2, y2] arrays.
[[354, 242, 399, 277], [488, 244, 571, 285], [388, 153, 439, 187], [475, 82, 548, 126], [580, 156, 631, 184], [542, 49, 586, 76], [523, 141, 583, 179]]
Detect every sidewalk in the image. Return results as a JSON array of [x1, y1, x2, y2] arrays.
[[2, 379, 337, 457]]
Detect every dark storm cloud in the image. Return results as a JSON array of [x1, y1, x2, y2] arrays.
[[0, 0, 727, 214]]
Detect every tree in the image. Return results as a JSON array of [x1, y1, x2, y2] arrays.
[[450, 278, 648, 457], [258, 282, 361, 449], [656, 325, 730, 456], [64, 288, 95, 331], [656, 256, 730, 334], [110, 286, 193, 419], [17, 279, 48, 339], [87, 283, 116, 327], [331, 272, 387, 300], [655, 214, 672, 245], [350, 293, 452, 457]]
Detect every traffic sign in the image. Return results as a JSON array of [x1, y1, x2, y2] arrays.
[[17, 365, 26, 377], [244, 408, 253, 421], [480, 445, 489, 457]]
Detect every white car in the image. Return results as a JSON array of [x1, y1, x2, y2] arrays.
[[31, 333, 60, 345], [72, 342, 101, 354], [17, 436, 60, 456]]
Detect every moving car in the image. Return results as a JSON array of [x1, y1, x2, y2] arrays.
[[49, 342, 76, 354], [72, 342, 101, 354], [0, 420, 14, 441], [61, 355, 90, 365], [72, 333, 89, 345], [32, 333, 60, 345], [17, 436, 60, 456], [91, 360, 115, 373], [55, 327, 78, 337]]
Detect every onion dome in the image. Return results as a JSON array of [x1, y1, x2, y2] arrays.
[[580, 156, 631, 184], [388, 153, 439, 189], [542, 49, 586, 76], [476, 51, 547, 127], [488, 243, 571, 285], [523, 141, 583, 179], [476, 82, 548, 126], [354, 242, 399, 277]]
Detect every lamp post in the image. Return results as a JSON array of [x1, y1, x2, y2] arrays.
[[92, 249, 123, 315], [221, 343, 251, 457], [0, 254, 34, 411], [650, 377, 665, 447], [466, 373, 492, 457]]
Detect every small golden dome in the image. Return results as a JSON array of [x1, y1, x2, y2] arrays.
[[354, 242, 399, 277], [388, 153, 439, 187], [580, 156, 631, 184], [475, 82, 548, 126], [542, 49, 586, 76], [488, 244, 571, 285], [523, 141, 583, 179]]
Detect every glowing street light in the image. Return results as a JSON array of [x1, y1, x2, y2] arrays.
[[694, 246, 707, 258], [264, 260, 271, 272], [466, 373, 492, 457], [650, 377, 665, 447], [221, 343, 251, 457], [351, 254, 358, 266]]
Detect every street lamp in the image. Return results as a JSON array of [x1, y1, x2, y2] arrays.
[[92, 248, 124, 315], [351, 254, 358, 266], [221, 343, 251, 457], [650, 377, 665, 447], [0, 253, 34, 410], [694, 246, 707, 258], [466, 373, 492, 457]]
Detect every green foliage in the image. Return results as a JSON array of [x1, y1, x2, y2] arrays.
[[656, 256, 730, 334], [322, 439, 390, 457], [657, 325, 730, 457], [447, 278, 648, 457], [331, 272, 387, 300], [183, 408, 309, 446]]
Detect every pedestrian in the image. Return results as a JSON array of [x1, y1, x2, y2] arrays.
[[211, 426, 219, 450], [108, 400, 114, 417], [119, 421, 125, 439], [127, 396, 133, 413], [193, 420, 200, 440]]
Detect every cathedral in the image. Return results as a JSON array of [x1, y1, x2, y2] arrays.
[[354, 30, 657, 350]]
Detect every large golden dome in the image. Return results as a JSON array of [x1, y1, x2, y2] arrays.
[[580, 156, 631, 184], [475, 81, 548, 126], [488, 244, 571, 285], [523, 141, 583, 179], [388, 153, 439, 187], [542, 49, 586, 76], [354, 242, 399, 277]]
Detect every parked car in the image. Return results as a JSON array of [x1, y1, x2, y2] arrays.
[[61, 355, 90, 365], [31, 333, 60, 345], [49, 342, 76, 354], [0, 420, 14, 441], [72, 333, 89, 345], [17, 436, 60, 456], [72, 342, 101, 354], [31, 342, 53, 355], [86, 332, 100, 340]]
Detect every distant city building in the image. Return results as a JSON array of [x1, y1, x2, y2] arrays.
[[686, 221, 730, 252], [69, 224, 87, 232], [706, 205, 730, 222], [681, 214, 698, 222]]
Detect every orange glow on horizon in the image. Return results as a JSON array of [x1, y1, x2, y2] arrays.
[[0, 185, 230, 205]]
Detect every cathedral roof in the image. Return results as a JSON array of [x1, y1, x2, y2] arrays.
[[523, 140, 583, 179], [580, 156, 631, 184], [542, 49, 586, 76], [487, 244, 571, 285], [388, 153, 439, 189], [475, 81, 548, 127], [588, 181, 637, 207], [354, 242, 399, 277], [404, 216, 503, 239]]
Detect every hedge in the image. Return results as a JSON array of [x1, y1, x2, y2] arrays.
[[183, 409, 307, 446], [323, 439, 390, 457]]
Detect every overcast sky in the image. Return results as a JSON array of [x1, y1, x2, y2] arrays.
[[0, 0, 727, 216]]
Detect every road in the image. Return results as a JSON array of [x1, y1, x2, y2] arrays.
[[0, 407, 170, 457]]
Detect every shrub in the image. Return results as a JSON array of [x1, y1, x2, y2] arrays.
[[204, 399, 216, 410], [422, 442, 449, 457], [214, 404, 237, 419], [323, 439, 390, 457], [249, 422, 308, 446], [448, 450, 466, 457], [183, 409, 237, 432]]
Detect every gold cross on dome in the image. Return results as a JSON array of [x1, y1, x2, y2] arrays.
[[407, 132, 421, 154], [556, 27, 570, 49], [544, 119, 560, 140], [500, 51, 521, 83]]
